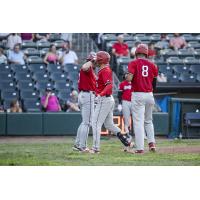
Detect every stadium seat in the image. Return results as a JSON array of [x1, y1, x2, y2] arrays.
[[53, 40, 65, 48], [179, 73, 197, 83], [1, 90, 19, 101], [37, 41, 51, 49], [67, 71, 79, 81], [24, 48, 40, 56], [17, 81, 35, 91], [197, 74, 200, 82], [58, 91, 71, 102], [159, 65, 173, 75], [14, 72, 32, 82], [54, 81, 72, 91], [183, 57, 199, 65], [63, 64, 80, 73], [23, 99, 41, 112], [150, 34, 161, 42], [21, 41, 37, 49], [134, 35, 151, 41], [178, 49, 194, 58], [194, 49, 200, 59], [28, 64, 46, 73], [188, 41, 200, 48], [166, 57, 183, 64], [27, 56, 44, 64], [20, 90, 39, 100], [0, 64, 12, 73], [33, 72, 50, 82], [49, 33, 61, 42], [182, 34, 195, 41], [189, 65, 200, 74], [167, 74, 180, 83], [0, 81, 16, 91], [160, 49, 178, 59], [39, 48, 50, 57], [11, 64, 29, 73], [47, 64, 63, 73], [50, 72, 67, 82], [35, 81, 53, 91], [0, 72, 14, 81], [172, 65, 189, 74]]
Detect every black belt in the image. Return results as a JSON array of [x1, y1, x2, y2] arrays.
[[105, 95, 111, 97]]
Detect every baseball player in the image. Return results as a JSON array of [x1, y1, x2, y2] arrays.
[[90, 51, 134, 154], [73, 52, 97, 152], [128, 44, 158, 154], [118, 72, 133, 140]]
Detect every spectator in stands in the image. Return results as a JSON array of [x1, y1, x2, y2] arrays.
[[43, 44, 59, 65], [33, 33, 50, 42], [130, 41, 141, 58], [41, 88, 61, 112], [7, 100, 22, 113], [112, 34, 129, 57], [20, 33, 33, 41], [154, 34, 169, 50], [0, 48, 7, 64], [59, 41, 78, 65], [66, 90, 80, 112], [148, 42, 157, 58], [170, 33, 187, 50], [7, 33, 22, 49], [8, 44, 27, 65]]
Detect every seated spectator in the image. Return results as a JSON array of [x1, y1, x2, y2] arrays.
[[20, 33, 33, 41], [0, 48, 7, 64], [59, 41, 78, 65], [43, 44, 59, 65], [33, 33, 50, 42], [112, 35, 129, 57], [7, 33, 22, 49], [157, 73, 167, 82], [7, 100, 22, 113], [154, 34, 169, 50], [8, 44, 27, 65], [148, 42, 157, 58], [66, 90, 80, 112], [41, 88, 61, 112], [130, 41, 141, 58], [170, 33, 187, 50]]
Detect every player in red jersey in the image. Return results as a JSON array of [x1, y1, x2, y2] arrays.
[[90, 51, 134, 154], [73, 52, 97, 152], [118, 72, 133, 141], [128, 44, 158, 153]]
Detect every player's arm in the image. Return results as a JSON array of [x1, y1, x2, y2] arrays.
[[118, 83, 123, 104], [99, 82, 112, 96], [152, 64, 158, 92], [82, 61, 93, 71]]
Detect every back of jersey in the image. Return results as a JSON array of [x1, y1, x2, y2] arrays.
[[128, 58, 158, 92]]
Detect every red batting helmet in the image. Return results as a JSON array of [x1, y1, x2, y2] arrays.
[[135, 44, 148, 56], [86, 52, 96, 61], [96, 51, 110, 65]]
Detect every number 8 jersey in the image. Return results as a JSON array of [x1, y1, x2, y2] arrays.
[[128, 58, 158, 92]]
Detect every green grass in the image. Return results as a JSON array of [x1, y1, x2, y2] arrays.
[[0, 137, 199, 166]]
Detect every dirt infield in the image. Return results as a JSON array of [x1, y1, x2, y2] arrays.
[[0, 136, 200, 154]]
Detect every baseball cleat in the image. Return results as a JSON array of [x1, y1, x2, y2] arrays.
[[135, 150, 144, 154], [123, 147, 135, 154], [79, 147, 90, 153], [72, 145, 81, 151], [89, 149, 100, 154], [148, 142, 156, 152], [129, 142, 135, 148]]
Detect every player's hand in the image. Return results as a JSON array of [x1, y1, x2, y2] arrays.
[[117, 104, 122, 112]]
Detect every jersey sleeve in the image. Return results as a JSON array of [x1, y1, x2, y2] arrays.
[[102, 69, 112, 86], [128, 62, 135, 75]]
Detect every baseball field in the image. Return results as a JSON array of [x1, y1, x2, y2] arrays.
[[0, 136, 199, 166]]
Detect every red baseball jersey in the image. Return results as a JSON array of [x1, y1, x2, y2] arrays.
[[96, 66, 112, 95], [128, 58, 158, 92], [112, 42, 129, 56], [119, 80, 132, 101], [78, 66, 96, 92]]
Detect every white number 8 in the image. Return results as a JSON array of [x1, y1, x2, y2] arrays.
[[142, 65, 148, 77]]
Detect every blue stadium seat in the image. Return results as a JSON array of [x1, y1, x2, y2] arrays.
[[39, 48, 49, 57], [172, 65, 189, 74], [23, 99, 41, 112], [33, 72, 50, 82], [54, 81, 72, 91], [58, 91, 71, 102], [21, 41, 37, 49], [67, 71, 79, 81], [1, 90, 19, 101], [28, 56, 44, 64], [11, 64, 29, 73], [179, 73, 197, 83], [188, 41, 200, 48], [63, 64, 80, 73], [49, 33, 61, 42], [194, 49, 200, 59], [35, 81, 53, 91], [167, 74, 180, 83], [183, 57, 199, 65], [159, 65, 173, 75], [20, 90, 39, 100], [50, 72, 67, 82], [166, 57, 183, 65], [37, 41, 51, 49], [24, 48, 40, 56], [178, 49, 194, 58], [0, 64, 12, 73], [47, 64, 63, 73], [17, 81, 35, 91], [197, 74, 200, 82], [189, 65, 200, 74], [28, 64, 46, 73], [15, 72, 32, 82], [0, 81, 16, 91], [0, 72, 14, 81], [53, 40, 65, 48]]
